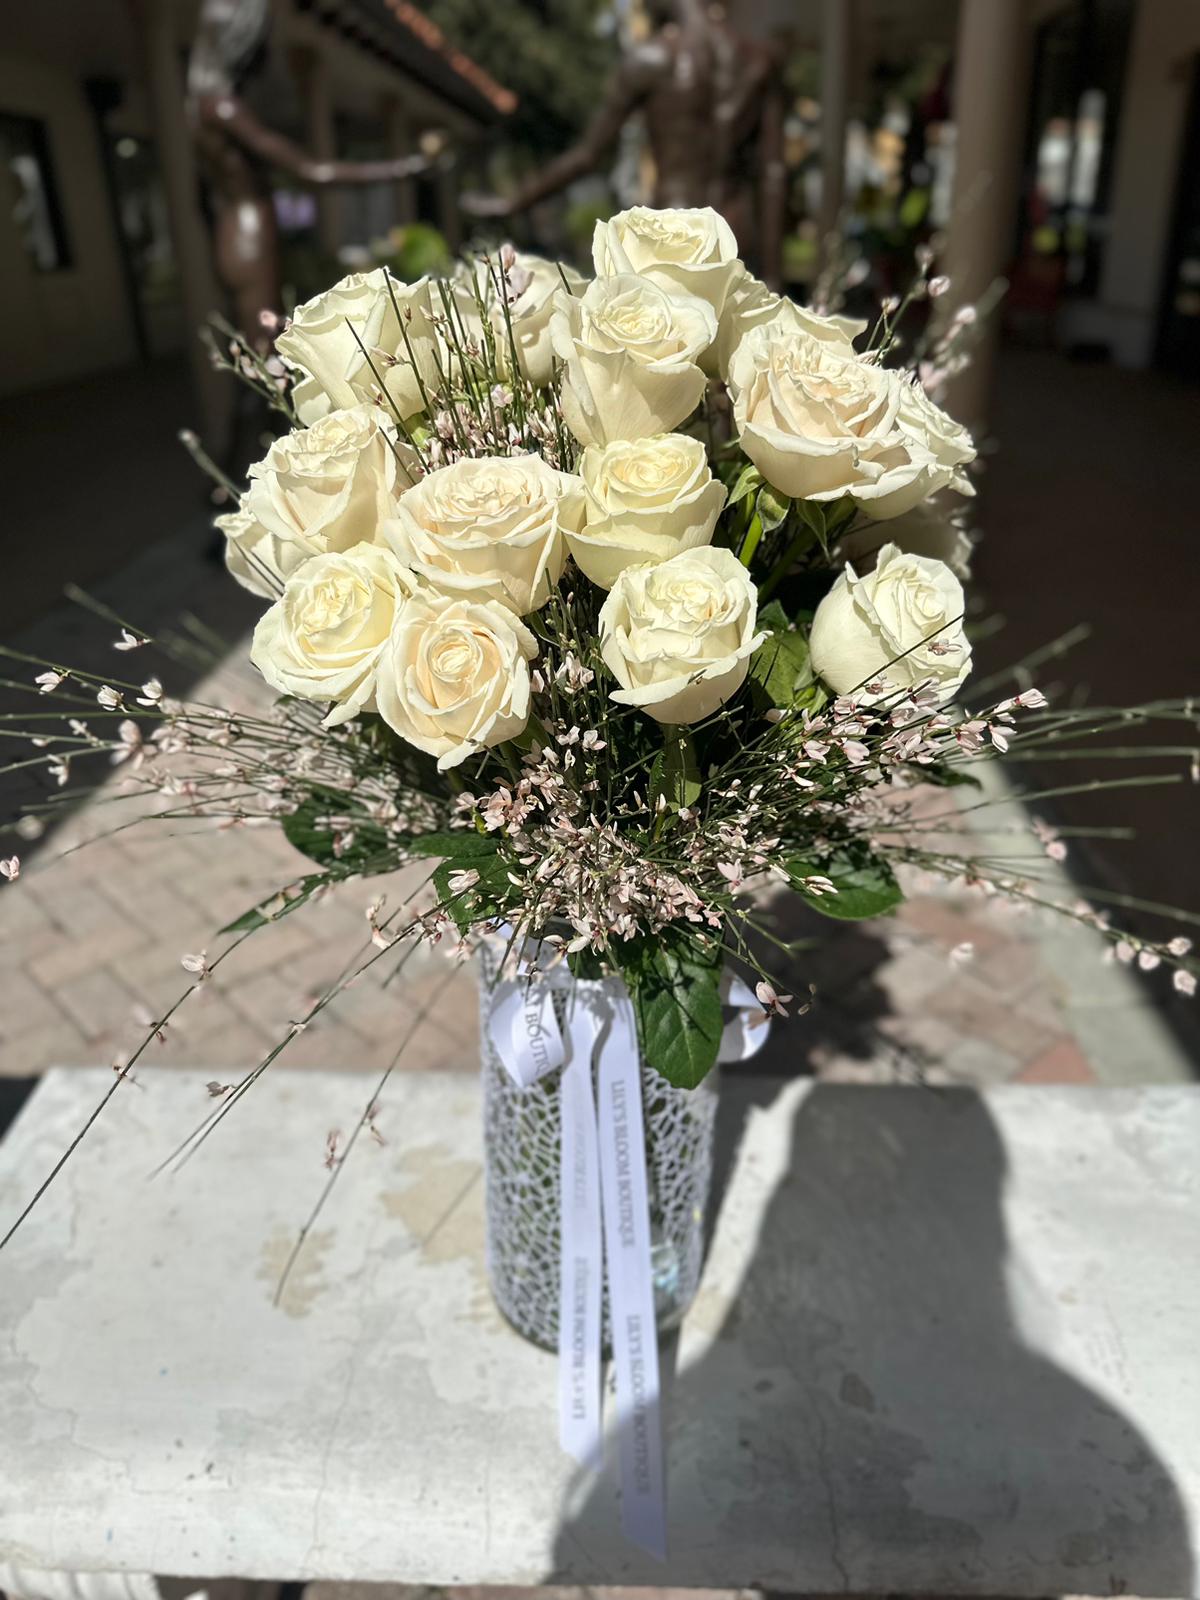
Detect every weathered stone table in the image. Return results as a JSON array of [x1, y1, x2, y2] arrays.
[[1, 1068, 1197, 1597]]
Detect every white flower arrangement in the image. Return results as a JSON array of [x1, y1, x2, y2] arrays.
[[1, 207, 1197, 1247]]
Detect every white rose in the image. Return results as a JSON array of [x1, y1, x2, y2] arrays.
[[241, 407, 411, 583], [215, 505, 278, 599], [568, 433, 726, 590], [383, 454, 582, 614], [250, 545, 415, 726], [599, 546, 764, 724], [276, 270, 439, 422], [809, 542, 971, 703], [452, 252, 586, 387], [728, 325, 974, 518], [550, 274, 717, 447], [592, 206, 741, 319], [376, 592, 537, 770], [896, 378, 976, 490], [715, 266, 865, 378], [728, 324, 900, 502], [291, 371, 333, 427], [847, 377, 976, 519]]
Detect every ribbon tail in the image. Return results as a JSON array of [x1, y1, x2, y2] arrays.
[[596, 995, 668, 1563], [487, 975, 567, 1088], [557, 1000, 604, 1468]]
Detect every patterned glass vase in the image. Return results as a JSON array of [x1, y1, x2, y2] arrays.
[[477, 940, 719, 1351]]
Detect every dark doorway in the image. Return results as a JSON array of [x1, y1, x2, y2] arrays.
[[1155, 52, 1200, 378]]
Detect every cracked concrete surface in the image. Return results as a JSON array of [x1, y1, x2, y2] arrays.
[[1, 1070, 1196, 1593]]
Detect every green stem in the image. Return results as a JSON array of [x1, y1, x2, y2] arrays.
[[738, 511, 764, 567]]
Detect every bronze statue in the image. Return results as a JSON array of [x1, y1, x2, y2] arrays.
[[465, 0, 785, 285], [187, 0, 436, 348]]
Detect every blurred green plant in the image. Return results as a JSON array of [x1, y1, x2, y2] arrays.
[[563, 194, 615, 255], [378, 222, 453, 280]]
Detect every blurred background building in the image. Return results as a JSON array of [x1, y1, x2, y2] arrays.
[[2, 0, 1197, 415], [733, 0, 1200, 412], [0, 0, 513, 403]]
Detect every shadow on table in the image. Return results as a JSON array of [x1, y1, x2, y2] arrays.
[[738, 896, 910, 1081], [546, 1082, 1194, 1594]]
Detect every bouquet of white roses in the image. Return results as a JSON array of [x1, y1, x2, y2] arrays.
[[204, 206, 1191, 1076], [2, 202, 1197, 1226]]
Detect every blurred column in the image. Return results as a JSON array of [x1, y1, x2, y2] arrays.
[[135, 0, 227, 442], [383, 97, 418, 228], [939, 0, 1032, 426], [295, 48, 341, 255], [817, 0, 853, 264]]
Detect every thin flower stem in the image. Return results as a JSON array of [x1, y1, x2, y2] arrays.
[[272, 956, 466, 1306], [154, 906, 427, 1177], [0, 919, 264, 1253], [61, 585, 154, 646], [894, 844, 1200, 933], [968, 625, 1092, 695], [178, 427, 242, 502]]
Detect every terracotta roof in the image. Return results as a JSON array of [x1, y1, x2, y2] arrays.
[[308, 0, 516, 121], [382, 0, 517, 115]]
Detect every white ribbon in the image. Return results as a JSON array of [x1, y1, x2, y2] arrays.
[[556, 993, 604, 1468], [484, 935, 770, 1560], [486, 968, 567, 1087], [594, 989, 668, 1558]]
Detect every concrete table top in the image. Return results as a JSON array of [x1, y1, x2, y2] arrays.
[[1, 1068, 1197, 1596]]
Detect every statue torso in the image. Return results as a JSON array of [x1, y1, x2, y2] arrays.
[[632, 35, 721, 205], [632, 26, 769, 208]]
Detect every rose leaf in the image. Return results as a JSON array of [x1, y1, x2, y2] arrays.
[[784, 846, 903, 921], [622, 935, 724, 1090]]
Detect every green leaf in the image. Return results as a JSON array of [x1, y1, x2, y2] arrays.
[[412, 830, 511, 935], [783, 846, 903, 921], [432, 847, 511, 935], [218, 874, 327, 935], [623, 936, 724, 1089], [726, 462, 763, 508], [649, 728, 701, 813], [794, 497, 831, 557], [408, 829, 498, 860], [823, 494, 859, 537], [748, 619, 815, 709], [757, 484, 790, 533], [792, 680, 830, 715], [281, 791, 397, 874]]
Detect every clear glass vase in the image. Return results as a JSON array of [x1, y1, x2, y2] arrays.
[[477, 941, 719, 1351]]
